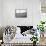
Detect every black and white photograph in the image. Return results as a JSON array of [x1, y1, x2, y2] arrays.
[[15, 9, 27, 18]]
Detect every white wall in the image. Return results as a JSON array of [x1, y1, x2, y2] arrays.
[[0, 0, 2, 26], [2, 0, 41, 27], [32, 0, 41, 27], [0, 0, 3, 26]]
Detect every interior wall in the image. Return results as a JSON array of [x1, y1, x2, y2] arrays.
[[2, 0, 41, 27], [0, 0, 2, 26], [0, 0, 4, 38], [32, 0, 41, 28]]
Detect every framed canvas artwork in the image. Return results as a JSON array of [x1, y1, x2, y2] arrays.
[[15, 9, 27, 18]]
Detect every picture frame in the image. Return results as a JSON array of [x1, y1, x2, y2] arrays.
[[15, 9, 27, 18]]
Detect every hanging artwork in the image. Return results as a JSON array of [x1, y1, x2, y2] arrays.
[[15, 9, 27, 18]]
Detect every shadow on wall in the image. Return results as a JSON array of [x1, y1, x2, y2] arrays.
[[0, 27, 5, 40]]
